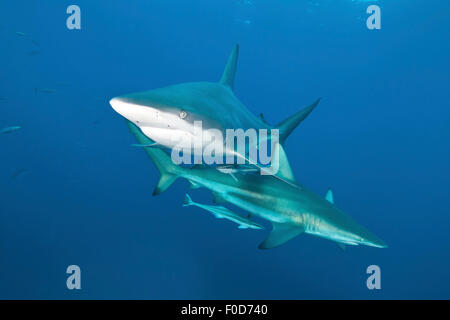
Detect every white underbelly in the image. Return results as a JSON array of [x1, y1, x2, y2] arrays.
[[140, 126, 225, 157]]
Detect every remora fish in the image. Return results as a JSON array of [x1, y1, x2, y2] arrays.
[[183, 193, 264, 230], [215, 164, 258, 181], [126, 121, 387, 250], [1, 126, 21, 134], [110, 45, 320, 183]]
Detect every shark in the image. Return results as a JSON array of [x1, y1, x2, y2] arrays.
[[125, 120, 388, 250], [109, 45, 320, 182], [183, 193, 263, 230]]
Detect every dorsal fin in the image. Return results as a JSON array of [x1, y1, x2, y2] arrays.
[[220, 44, 239, 91], [325, 189, 334, 204], [269, 143, 296, 183]]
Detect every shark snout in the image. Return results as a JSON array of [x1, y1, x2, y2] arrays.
[[109, 96, 160, 126], [366, 237, 388, 248], [110, 97, 132, 119], [359, 230, 388, 248]]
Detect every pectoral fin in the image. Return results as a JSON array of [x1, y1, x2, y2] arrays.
[[131, 142, 161, 148], [153, 173, 177, 196], [258, 223, 304, 249]]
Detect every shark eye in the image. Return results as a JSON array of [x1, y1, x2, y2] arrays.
[[179, 110, 187, 119]]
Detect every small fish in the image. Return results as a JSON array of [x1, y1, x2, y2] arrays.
[[216, 164, 259, 181], [1, 126, 21, 134], [183, 193, 264, 230], [15, 31, 39, 46], [10, 169, 31, 180]]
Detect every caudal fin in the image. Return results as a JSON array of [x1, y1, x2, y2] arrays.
[[276, 98, 321, 144], [183, 194, 194, 207], [126, 120, 181, 196]]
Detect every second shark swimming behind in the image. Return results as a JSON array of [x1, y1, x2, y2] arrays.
[[125, 120, 387, 250]]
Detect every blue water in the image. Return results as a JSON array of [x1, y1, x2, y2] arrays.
[[1, 0, 449, 299]]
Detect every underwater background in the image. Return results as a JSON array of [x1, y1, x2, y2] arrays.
[[0, 0, 449, 299]]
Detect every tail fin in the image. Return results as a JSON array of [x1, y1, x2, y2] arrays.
[[183, 193, 194, 207], [276, 98, 321, 144], [220, 44, 239, 91], [125, 120, 181, 196]]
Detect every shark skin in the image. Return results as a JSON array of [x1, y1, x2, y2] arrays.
[[126, 120, 388, 250], [110, 45, 320, 172]]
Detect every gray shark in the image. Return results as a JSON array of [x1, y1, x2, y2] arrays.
[[110, 45, 320, 179], [126, 120, 387, 250]]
